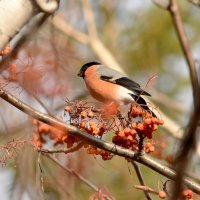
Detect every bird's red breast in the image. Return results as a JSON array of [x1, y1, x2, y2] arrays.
[[84, 65, 119, 104]]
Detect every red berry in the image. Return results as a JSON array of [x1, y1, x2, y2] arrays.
[[80, 121, 86, 129], [87, 111, 94, 118], [81, 111, 87, 118], [158, 119, 164, 125], [144, 118, 151, 125], [158, 191, 166, 199], [137, 123, 144, 131], [64, 106, 71, 112], [118, 131, 125, 138], [131, 122, 137, 128], [127, 135, 133, 141]]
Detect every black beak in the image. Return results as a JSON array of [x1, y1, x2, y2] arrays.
[[77, 71, 83, 77]]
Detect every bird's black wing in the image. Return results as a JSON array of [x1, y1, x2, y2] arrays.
[[100, 76, 151, 96]]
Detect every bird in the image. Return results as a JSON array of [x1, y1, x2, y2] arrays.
[[77, 61, 156, 117]]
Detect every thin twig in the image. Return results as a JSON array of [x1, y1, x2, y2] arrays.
[[44, 154, 98, 191], [42, 157, 73, 198], [168, 0, 199, 106], [152, 91, 186, 113], [172, 96, 200, 199], [81, 0, 122, 72], [166, 0, 200, 199], [44, 154, 114, 200], [26, 88, 54, 116], [151, 0, 169, 10], [82, 0, 98, 39], [134, 185, 158, 195], [132, 161, 153, 200], [36, 152, 45, 200], [138, 136, 145, 156], [0, 88, 200, 194], [38, 142, 84, 154], [52, 15, 89, 44]]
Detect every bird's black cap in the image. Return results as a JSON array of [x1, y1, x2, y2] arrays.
[[78, 61, 101, 78]]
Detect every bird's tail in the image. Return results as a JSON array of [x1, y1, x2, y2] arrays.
[[129, 94, 157, 118]]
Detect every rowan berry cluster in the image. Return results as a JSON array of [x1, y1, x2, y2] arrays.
[[144, 141, 155, 153], [86, 146, 112, 160], [112, 105, 163, 152], [32, 100, 163, 159], [64, 101, 163, 157], [64, 100, 111, 159], [32, 119, 78, 148], [64, 101, 107, 136], [131, 105, 164, 139]]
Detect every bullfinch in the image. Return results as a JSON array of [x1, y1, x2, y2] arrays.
[[78, 61, 156, 117]]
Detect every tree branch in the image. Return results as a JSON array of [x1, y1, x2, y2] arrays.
[[81, 0, 98, 39], [164, 0, 200, 198], [132, 161, 153, 200], [81, 0, 123, 73], [172, 92, 200, 199], [52, 15, 89, 44], [168, 0, 199, 106], [134, 185, 158, 195], [0, 88, 200, 194]]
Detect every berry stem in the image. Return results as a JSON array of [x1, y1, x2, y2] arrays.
[[138, 135, 145, 156]]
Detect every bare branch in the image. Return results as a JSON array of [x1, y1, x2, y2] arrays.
[[159, 0, 200, 198], [38, 142, 84, 154], [82, 0, 98, 39], [36, 152, 45, 197], [168, 0, 199, 106], [152, 91, 186, 113], [134, 185, 158, 195], [25, 88, 54, 116], [132, 161, 153, 200], [172, 96, 200, 199], [0, 88, 200, 194], [52, 15, 89, 44], [81, 0, 122, 72], [151, 0, 169, 9]]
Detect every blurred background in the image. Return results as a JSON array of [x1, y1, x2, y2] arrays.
[[0, 0, 200, 199]]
